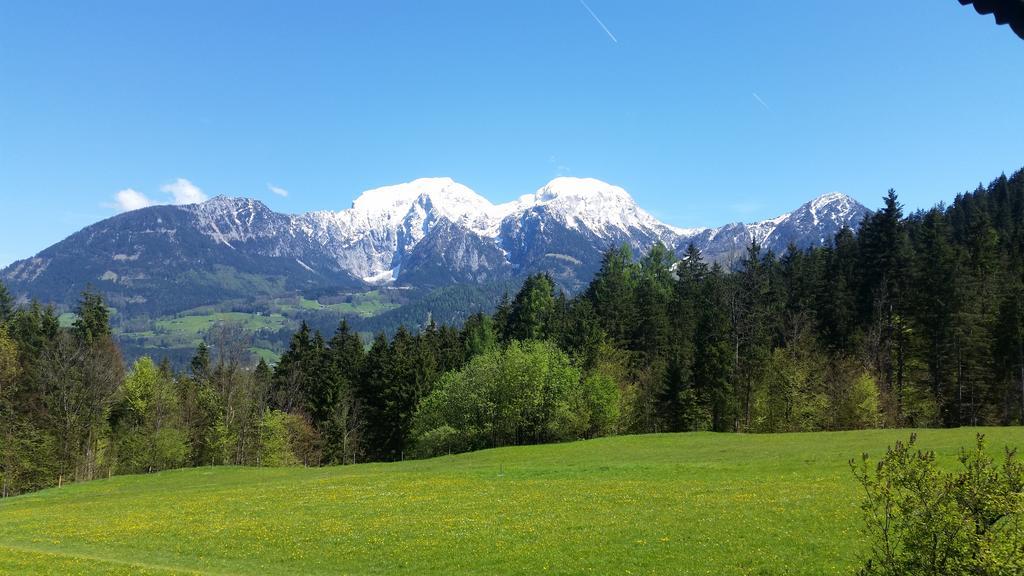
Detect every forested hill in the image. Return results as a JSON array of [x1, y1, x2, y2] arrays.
[[1, 167, 1022, 496]]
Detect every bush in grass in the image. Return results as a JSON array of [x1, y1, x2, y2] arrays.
[[851, 433, 1024, 575]]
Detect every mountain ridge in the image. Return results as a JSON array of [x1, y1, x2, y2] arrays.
[[179, 177, 867, 283], [2, 177, 868, 320]]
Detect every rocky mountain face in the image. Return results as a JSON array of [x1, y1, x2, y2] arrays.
[[2, 177, 869, 317]]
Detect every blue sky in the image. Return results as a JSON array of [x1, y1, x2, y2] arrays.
[[1, 0, 1022, 267]]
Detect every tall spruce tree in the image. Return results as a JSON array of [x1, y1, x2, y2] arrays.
[[0, 282, 13, 325]]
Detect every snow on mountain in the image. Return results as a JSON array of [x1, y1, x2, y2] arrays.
[[184, 196, 283, 248], [342, 177, 503, 238], [176, 178, 866, 283], [2, 175, 869, 321], [305, 178, 509, 282], [508, 177, 688, 240]]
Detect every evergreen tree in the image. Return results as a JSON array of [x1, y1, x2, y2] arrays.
[[694, 264, 734, 431], [73, 289, 111, 345], [0, 282, 13, 325], [732, 242, 772, 430], [909, 208, 958, 423], [586, 244, 638, 346], [818, 227, 859, 350], [303, 331, 337, 428], [634, 243, 674, 359], [357, 332, 392, 460], [858, 190, 912, 423], [493, 292, 512, 343], [507, 273, 556, 341], [462, 312, 497, 358], [270, 322, 313, 413], [190, 342, 211, 380]]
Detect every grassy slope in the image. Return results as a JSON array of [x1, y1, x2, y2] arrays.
[[1, 428, 1021, 576], [114, 291, 399, 363]]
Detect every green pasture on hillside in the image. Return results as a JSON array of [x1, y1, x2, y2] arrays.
[[1, 428, 1021, 575]]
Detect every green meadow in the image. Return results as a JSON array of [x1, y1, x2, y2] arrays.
[[1, 428, 1021, 576]]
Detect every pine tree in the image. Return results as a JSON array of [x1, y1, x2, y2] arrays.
[[586, 244, 638, 346], [190, 342, 211, 380], [507, 273, 556, 341], [634, 243, 674, 359], [270, 322, 313, 413], [0, 282, 13, 325], [303, 331, 337, 428], [694, 264, 734, 431], [857, 190, 911, 423], [462, 312, 497, 358], [953, 200, 1000, 425], [356, 332, 392, 460], [493, 292, 512, 343], [994, 283, 1024, 424], [909, 208, 958, 423], [732, 242, 771, 430], [663, 243, 705, 429], [73, 290, 111, 345], [818, 227, 859, 350]]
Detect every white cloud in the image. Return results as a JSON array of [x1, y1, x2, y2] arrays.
[[160, 178, 208, 205], [267, 183, 289, 197], [108, 178, 210, 213], [114, 188, 155, 212]]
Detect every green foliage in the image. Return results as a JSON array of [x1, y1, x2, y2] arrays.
[[852, 433, 1024, 575], [0, 327, 18, 399], [72, 290, 112, 344], [412, 340, 615, 456], [462, 312, 498, 357], [113, 357, 188, 473], [849, 371, 883, 429], [752, 345, 830, 432], [505, 273, 556, 341], [258, 409, 297, 467], [0, 282, 12, 325], [581, 370, 620, 437]]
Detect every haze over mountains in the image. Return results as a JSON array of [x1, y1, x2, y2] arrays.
[[2, 177, 867, 320]]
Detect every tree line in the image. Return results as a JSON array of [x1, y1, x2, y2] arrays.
[[2, 168, 1023, 495]]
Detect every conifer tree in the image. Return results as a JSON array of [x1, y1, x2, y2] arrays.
[[0, 282, 13, 325], [507, 273, 556, 341], [462, 312, 497, 358], [356, 332, 392, 460], [73, 290, 111, 345], [586, 244, 638, 346]]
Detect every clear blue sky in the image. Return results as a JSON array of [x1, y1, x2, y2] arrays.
[[1, 1, 1022, 267]]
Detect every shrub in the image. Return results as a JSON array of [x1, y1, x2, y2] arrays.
[[851, 433, 1024, 575]]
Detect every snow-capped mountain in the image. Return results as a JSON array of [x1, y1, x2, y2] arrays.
[[1, 177, 868, 317], [681, 191, 869, 265]]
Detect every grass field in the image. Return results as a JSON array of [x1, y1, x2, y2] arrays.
[[154, 312, 291, 338], [112, 291, 399, 363], [1, 428, 1021, 575], [276, 292, 400, 317]]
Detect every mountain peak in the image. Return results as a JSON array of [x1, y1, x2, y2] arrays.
[[807, 191, 855, 210], [349, 177, 493, 220], [509, 177, 681, 238], [797, 192, 864, 227], [531, 177, 633, 203], [194, 195, 267, 211]]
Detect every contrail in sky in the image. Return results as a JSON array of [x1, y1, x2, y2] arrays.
[[752, 92, 771, 111], [579, 0, 618, 44]]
